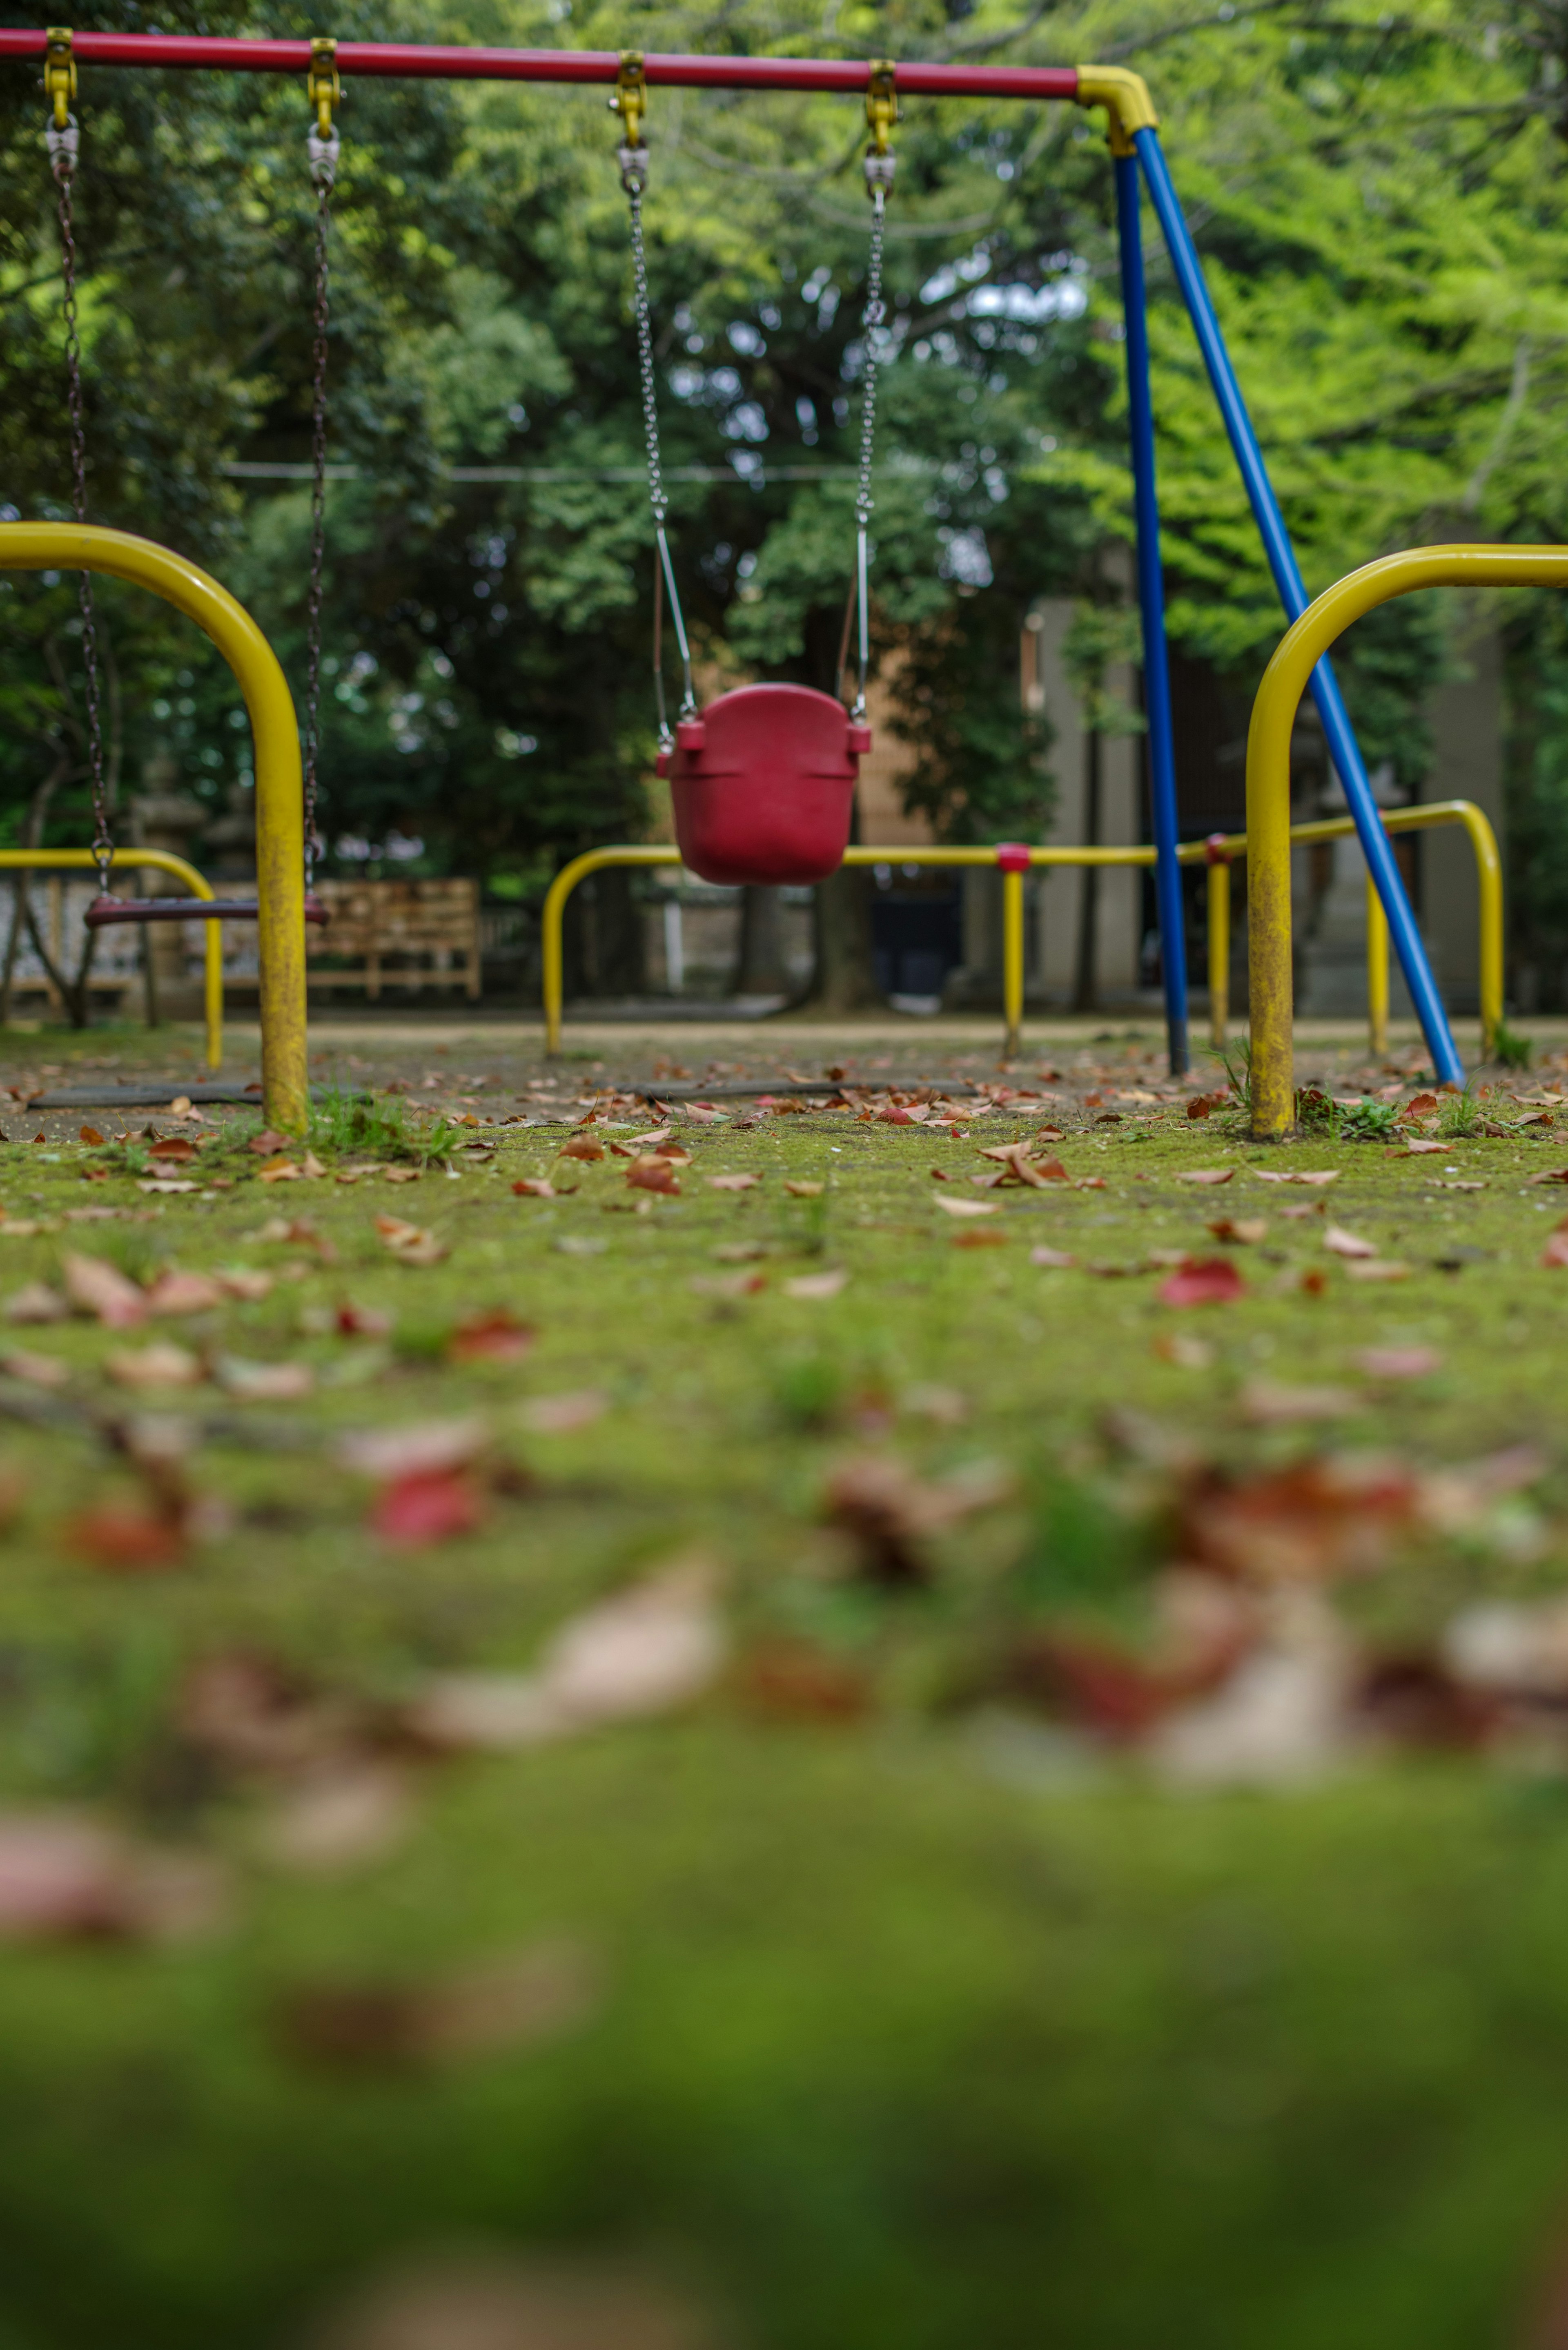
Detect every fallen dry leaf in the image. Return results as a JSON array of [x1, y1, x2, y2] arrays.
[[78, 1125, 105, 1146], [1031, 1246, 1076, 1270], [1177, 1455, 1417, 1586], [217, 1268, 274, 1304], [447, 1310, 535, 1365], [63, 1252, 145, 1329], [1186, 1091, 1229, 1119], [1252, 1168, 1339, 1186], [263, 1763, 413, 1875], [517, 1389, 609, 1436], [0, 1347, 67, 1388], [783, 1269, 849, 1300], [0, 1813, 224, 1943], [1357, 1346, 1443, 1379], [148, 1135, 199, 1164], [557, 1138, 604, 1163], [1324, 1224, 1378, 1258], [1150, 1635, 1349, 1788], [411, 1563, 726, 1750], [6, 1282, 66, 1325], [1544, 1224, 1568, 1269], [145, 1270, 225, 1317], [371, 1467, 484, 1547], [375, 1215, 448, 1267], [276, 1938, 599, 2074], [1154, 1331, 1214, 1369], [1524, 1167, 1568, 1187], [627, 1157, 680, 1196], [69, 1500, 187, 1573], [1344, 1260, 1411, 1282], [512, 1177, 555, 1199], [935, 1195, 999, 1218], [783, 1179, 824, 1198], [1398, 1139, 1450, 1157], [212, 1357, 315, 1402], [1209, 1217, 1267, 1245], [824, 1456, 1013, 1585], [1240, 1379, 1362, 1425], [1174, 1168, 1234, 1187], [105, 1342, 203, 1391], [256, 1156, 302, 1183], [1158, 1257, 1245, 1307]]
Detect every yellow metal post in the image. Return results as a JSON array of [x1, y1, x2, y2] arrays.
[[0, 524, 304, 1127], [1366, 869, 1389, 1058], [1205, 838, 1230, 1051], [998, 850, 1027, 1058], [1245, 543, 1568, 1139], [542, 846, 680, 1054]]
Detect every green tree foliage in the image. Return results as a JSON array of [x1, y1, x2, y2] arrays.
[[0, 0, 1566, 948]]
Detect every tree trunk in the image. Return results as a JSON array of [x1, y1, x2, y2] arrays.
[[734, 886, 788, 996], [809, 865, 880, 1011], [1073, 725, 1103, 1014]]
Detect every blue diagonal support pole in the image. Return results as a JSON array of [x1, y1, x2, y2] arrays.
[[1115, 147, 1188, 1076], [1132, 126, 1463, 1088]]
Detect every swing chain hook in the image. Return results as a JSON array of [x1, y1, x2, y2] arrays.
[[864, 58, 898, 198], [44, 29, 110, 884], [302, 35, 341, 883], [612, 51, 649, 196]]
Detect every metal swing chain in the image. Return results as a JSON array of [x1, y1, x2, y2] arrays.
[[303, 38, 341, 883], [44, 31, 111, 885], [850, 62, 898, 723], [614, 54, 695, 749]]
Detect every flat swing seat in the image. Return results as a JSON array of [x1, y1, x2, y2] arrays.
[[657, 682, 871, 887], [85, 893, 330, 927]]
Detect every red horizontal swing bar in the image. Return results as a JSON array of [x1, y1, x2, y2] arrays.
[[0, 30, 1080, 101]]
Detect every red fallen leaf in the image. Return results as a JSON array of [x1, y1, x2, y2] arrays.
[[1300, 1268, 1330, 1295], [31, 1132, 44, 1145], [336, 1302, 393, 1337], [69, 1502, 186, 1572], [1524, 1167, 1568, 1186], [1404, 1092, 1439, 1119], [448, 1310, 535, 1365], [1158, 1257, 1246, 1307], [1015, 1633, 1174, 1740], [557, 1138, 604, 1163], [1033, 1157, 1069, 1182], [627, 1158, 679, 1195], [877, 1107, 915, 1125], [512, 1177, 555, 1199], [1176, 1455, 1418, 1586], [78, 1125, 104, 1146], [737, 1640, 871, 1722], [1187, 1091, 1229, 1119], [371, 1468, 485, 1547], [149, 1136, 199, 1163], [929, 1166, 951, 1182]]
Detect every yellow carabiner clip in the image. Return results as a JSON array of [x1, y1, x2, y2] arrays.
[[611, 49, 647, 154], [307, 35, 340, 140], [865, 59, 898, 157], [44, 27, 76, 133]]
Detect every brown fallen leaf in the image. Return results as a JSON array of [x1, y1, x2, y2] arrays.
[[1356, 1346, 1442, 1379], [824, 1455, 1013, 1585], [256, 1156, 302, 1182], [627, 1157, 680, 1196], [144, 1270, 225, 1317], [137, 1179, 198, 1197], [263, 1763, 414, 1875], [1252, 1168, 1339, 1186], [1154, 1331, 1214, 1369], [784, 1269, 849, 1299], [374, 1215, 448, 1266], [1177, 1455, 1417, 1586], [783, 1179, 824, 1197], [1525, 1167, 1568, 1187], [1175, 1168, 1234, 1186], [248, 1130, 293, 1156], [1030, 1246, 1076, 1270], [383, 1166, 423, 1186], [557, 1138, 605, 1163], [78, 1125, 105, 1147], [214, 1356, 316, 1401], [0, 1347, 67, 1388], [6, 1282, 66, 1325], [517, 1389, 609, 1435], [337, 1416, 490, 1482], [106, 1343, 203, 1391], [935, 1195, 999, 1218], [1544, 1223, 1568, 1269], [1324, 1224, 1378, 1258], [216, 1267, 274, 1303], [276, 1937, 600, 2072], [1239, 1379, 1362, 1425], [1344, 1260, 1411, 1282], [1395, 1138, 1450, 1157], [1209, 1217, 1267, 1245], [63, 1252, 145, 1329], [707, 1172, 760, 1192], [512, 1177, 555, 1199], [0, 1812, 224, 1943]]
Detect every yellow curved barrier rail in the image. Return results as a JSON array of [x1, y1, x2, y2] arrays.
[[541, 803, 1501, 1062], [0, 849, 225, 1071], [1247, 543, 1559, 1138], [0, 524, 307, 1131]]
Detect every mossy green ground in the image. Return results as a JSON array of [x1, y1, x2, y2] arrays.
[[4, 1021, 1568, 2346]]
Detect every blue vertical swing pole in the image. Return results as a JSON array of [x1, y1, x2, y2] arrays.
[[1114, 143, 1188, 1076], [1132, 125, 1463, 1088]]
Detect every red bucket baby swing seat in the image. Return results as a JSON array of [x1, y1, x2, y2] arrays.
[[612, 56, 897, 887]]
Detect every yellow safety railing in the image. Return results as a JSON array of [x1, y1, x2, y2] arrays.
[[0, 524, 307, 1131], [1246, 543, 1557, 1139], [0, 849, 225, 1070], [1201, 800, 1502, 1061], [543, 807, 1501, 1065]]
